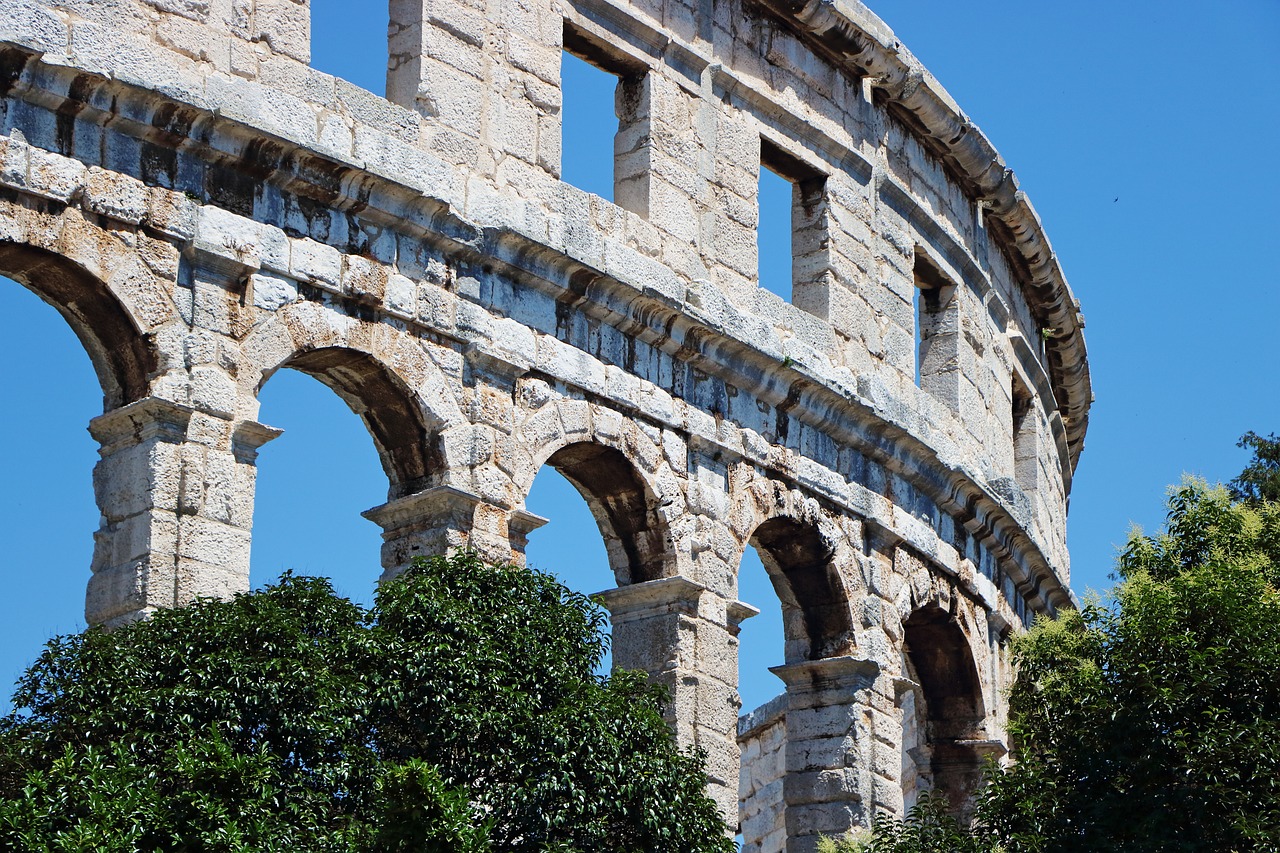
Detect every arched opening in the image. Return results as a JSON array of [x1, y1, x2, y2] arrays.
[[749, 517, 851, 662], [277, 347, 435, 498], [523, 441, 673, 674], [736, 516, 854, 852], [538, 442, 671, 587], [524, 465, 612, 674], [309, 0, 389, 97], [736, 546, 785, 715], [0, 268, 125, 707], [0, 243, 153, 410], [252, 347, 435, 604], [901, 605, 988, 819]]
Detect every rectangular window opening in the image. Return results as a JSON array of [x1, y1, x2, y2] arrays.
[[913, 252, 952, 389], [561, 24, 648, 212], [759, 138, 827, 307], [1011, 372, 1038, 494], [312, 0, 389, 97]]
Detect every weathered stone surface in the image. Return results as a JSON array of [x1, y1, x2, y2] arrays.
[[0, 0, 1089, 845]]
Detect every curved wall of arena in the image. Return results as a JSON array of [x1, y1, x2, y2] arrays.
[[0, 0, 1089, 847]]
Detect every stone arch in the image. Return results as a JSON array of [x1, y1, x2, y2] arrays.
[[895, 559, 991, 820], [730, 478, 858, 663], [512, 387, 681, 586], [747, 514, 849, 660], [259, 345, 436, 498], [246, 304, 463, 499], [0, 242, 155, 409], [531, 440, 673, 586], [744, 516, 854, 662]]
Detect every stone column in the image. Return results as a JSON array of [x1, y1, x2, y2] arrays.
[[363, 485, 546, 579], [86, 397, 280, 627], [771, 656, 881, 853], [595, 576, 749, 825]]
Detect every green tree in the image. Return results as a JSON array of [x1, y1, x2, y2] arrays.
[[841, 476, 1280, 853], [980, 480, 1280, 851], [1229, 430, 1280, 504], [0, 553, 733, 852]]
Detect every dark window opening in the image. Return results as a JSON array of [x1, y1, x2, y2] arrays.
[[913, 251, 956, 392], [1011, 372, 1038, 495]]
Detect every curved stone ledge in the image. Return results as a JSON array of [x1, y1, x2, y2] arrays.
[[0, 34, 1073, 610], [756, 0, 1091, 465]]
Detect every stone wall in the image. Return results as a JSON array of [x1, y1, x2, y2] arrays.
[[0, 0, 1089, 847], [739, 695, 789, 852]]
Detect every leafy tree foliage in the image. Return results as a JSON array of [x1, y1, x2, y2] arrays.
[[817, 794, 993, 853], [982, 480, 1280, 851], [1229, 430, 1280, 504], [0, 553, 733, 852], [841, 477, 1280, 853]]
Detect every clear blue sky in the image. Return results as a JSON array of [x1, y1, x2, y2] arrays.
[[1, 1, 1277, 716]]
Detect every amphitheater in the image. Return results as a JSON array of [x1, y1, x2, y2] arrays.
[[0, 0, 1089, 847]]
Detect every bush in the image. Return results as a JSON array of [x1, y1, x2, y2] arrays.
[[0, 553, 734, 852]]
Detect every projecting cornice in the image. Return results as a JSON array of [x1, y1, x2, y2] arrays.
[[758, 0, 1092, 470]]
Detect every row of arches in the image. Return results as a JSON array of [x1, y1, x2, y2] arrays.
[[0, 241, 997, 836]]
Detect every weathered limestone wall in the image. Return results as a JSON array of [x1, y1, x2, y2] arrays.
[[0, 0, 1089, 847], [739, 696, 788, 852]]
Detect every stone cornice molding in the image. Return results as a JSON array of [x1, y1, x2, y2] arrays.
[[87, 396, 194, 451], [770, 655, 880, 698], [362, 485, 489, 534], [754, 0, 1091, 467], [0, 27, 1074, 612]]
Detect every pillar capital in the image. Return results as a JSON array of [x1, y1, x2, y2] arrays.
[[508, 506, 549, 555], [770, 655, 880, 701], [363, 484, 484, 534], [594, 575, 709, 621], [88, 396, 195, 450], [363, 485, 534, 575], [231, 419, 283, 463], [727, 598, 761, 633]]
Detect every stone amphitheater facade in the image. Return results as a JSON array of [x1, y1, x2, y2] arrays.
[[0, 0, 1090, 847]]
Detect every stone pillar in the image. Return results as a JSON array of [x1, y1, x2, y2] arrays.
[[595, 576, 748, 825], [771, 656, 881, 853], [363, 485, 546, 579], [387, 0, 562, 177], [87, 397, 279, 627]]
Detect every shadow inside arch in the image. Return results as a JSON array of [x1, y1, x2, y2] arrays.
[[750, 516, 853, 662], [266, 346, 438, 498], [0, 243, 154, 410], [902, 604, 988, 819], [543, 442, 672, 587]]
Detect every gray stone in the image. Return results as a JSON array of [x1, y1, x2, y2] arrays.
[[0, 0, 1091, 844]]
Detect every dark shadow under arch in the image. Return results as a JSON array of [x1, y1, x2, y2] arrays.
[[0, 243, 154, 409], [750, 517, 852, 662], [266, 347, 436, 498], [544, 442, 671, 586], [902, 605, 988, 819]]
